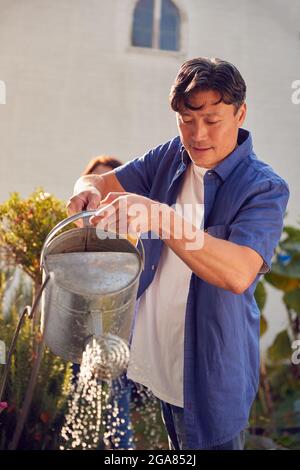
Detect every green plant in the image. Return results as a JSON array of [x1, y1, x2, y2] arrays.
[[0, 189, 68, 289], [264, 224, 300, 365], [0, 189, 71, 449], [249, 222, 300, 449], [0, 306, 71, 449]]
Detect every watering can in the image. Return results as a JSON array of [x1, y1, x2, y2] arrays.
[[40, 210, 144, 380]]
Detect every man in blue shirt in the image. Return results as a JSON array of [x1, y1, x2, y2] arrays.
[[67, 57, 290, 450]]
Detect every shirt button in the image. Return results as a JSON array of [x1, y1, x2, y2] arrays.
[[151, 265, 155, 271]]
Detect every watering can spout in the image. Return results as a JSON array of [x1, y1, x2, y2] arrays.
[[89, 310, 103, 338]]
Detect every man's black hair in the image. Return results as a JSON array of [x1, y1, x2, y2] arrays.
[[170, 57, 246, 113]]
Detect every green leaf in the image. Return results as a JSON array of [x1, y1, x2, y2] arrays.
[[264, 272, 299, 292], [260, 314, 268, 337], [267, 259, 300, 280], [267, 330, 292, 363], [255, 281, 267, 311], [283, 288, 300, 316], [282, 226, 300, 242], [280, 241, 300, 254]]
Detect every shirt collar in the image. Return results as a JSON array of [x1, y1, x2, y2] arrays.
[[180, 128, 253, 182], [213, 128, 253, 181]]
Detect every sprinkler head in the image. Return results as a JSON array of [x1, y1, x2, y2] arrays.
[[86, 335, 130, 381]]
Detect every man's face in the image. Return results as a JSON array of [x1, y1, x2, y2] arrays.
[[176, 89, 246, 168]]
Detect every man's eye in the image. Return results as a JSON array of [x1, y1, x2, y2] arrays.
[[182, 117, 193, 123], [207, 120, 220, 125]]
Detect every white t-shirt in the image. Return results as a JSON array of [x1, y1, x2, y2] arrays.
[[127, 163, 207, 407]]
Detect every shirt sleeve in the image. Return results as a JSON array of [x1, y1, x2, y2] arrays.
[[228, 179, 290, 274], [114, 141, 172, 197]]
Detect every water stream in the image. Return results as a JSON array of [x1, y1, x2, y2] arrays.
[[60, 338, 166, 450]]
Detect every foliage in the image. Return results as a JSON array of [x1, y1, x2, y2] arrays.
[[254, 280, 268, 336], [268, 331, 293, 363], [0, 189, 68, 284], [0, 306, 71, 449], [0, 189, 71, 449], [250, 222, 300, 449], [264, 223, 300, 361]]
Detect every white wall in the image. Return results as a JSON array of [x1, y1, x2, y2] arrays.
[[0, 0, 183, 199]]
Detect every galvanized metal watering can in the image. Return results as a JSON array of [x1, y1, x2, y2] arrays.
[[40, 210, 144, 380]]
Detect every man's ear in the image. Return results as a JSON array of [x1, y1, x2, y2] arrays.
[[238, 102, 247, 126]]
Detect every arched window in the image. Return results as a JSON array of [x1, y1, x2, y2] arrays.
[[132, 0, 154, 48], [160, 0, 180, 51], [132, 0, 180, 51]]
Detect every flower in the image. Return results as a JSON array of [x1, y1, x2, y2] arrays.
[[0, 402, 8, 413], [37, 192, 50, 201]]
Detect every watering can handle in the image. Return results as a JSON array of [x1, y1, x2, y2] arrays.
[[40, 210, 145, 270]]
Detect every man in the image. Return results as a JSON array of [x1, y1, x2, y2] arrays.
[[67, 57, 290, 450]]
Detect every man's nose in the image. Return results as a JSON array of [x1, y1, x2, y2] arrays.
[[192, 122, 208, 142]]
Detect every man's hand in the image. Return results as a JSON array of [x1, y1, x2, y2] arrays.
[[66, 185, 101, 215], [66, 171, 126, 227], [89, 192, 160, 237], [66, 175, 102, 218]]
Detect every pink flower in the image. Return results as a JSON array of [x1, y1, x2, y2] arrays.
[[0, 402, 8, 413]]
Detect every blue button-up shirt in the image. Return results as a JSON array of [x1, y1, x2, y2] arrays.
[[115, 129, 290, 449]]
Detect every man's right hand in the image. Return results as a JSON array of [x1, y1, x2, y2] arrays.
[[66, 176, 102, 217], [66, 171, 126, 222]]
